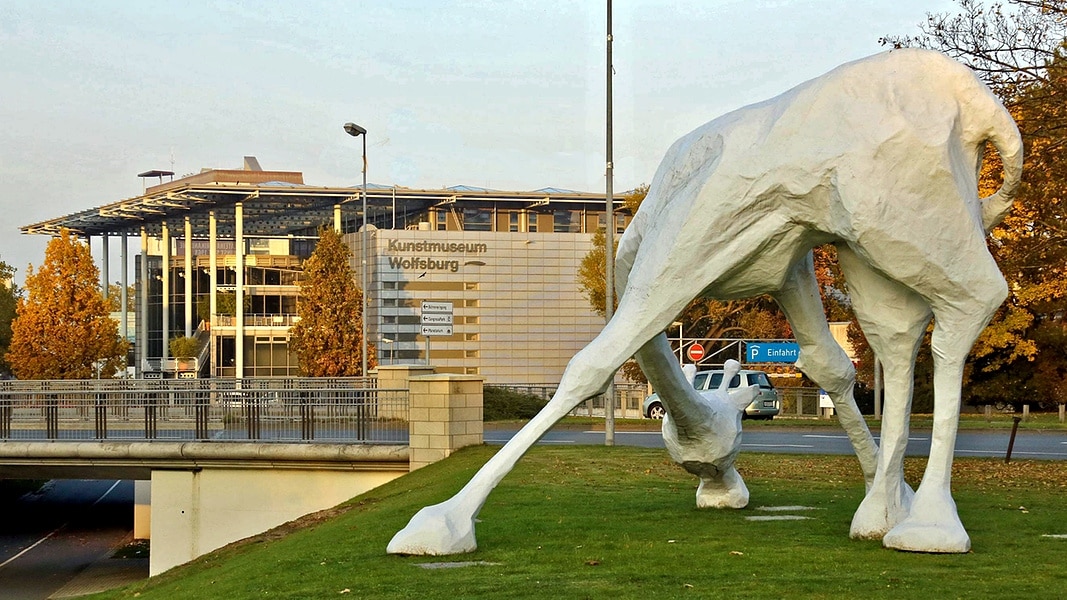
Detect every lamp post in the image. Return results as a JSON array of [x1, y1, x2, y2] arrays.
[[344, 122, 369, 377]]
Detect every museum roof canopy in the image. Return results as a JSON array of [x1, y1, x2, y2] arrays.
[[20, 164, 623, 239]]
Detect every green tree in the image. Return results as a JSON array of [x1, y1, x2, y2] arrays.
[[0, 259, 19, 376], [197, 291, 251, 322], [6, 230, 128, 379], [290, 227, 376, 376], [169, 336, 199, 359]]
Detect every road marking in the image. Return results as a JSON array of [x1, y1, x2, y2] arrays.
[[484, 438, 574, 444], [0, 527, 63, 570], [803, 434, 928, 441], [957, 449, 1067, 458], [92, 480, 122, 506], [743, 444, 814, 449], [0, 480, 123, 571]]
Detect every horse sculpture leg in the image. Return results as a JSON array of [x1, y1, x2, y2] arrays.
[[882, 262, 1007, 552], [772, 253, 878, 485], [836, 244, 928, 539], [387, 285, 693, 555]]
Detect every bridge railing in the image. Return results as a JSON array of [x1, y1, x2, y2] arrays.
[[0, 378, 407, 444]]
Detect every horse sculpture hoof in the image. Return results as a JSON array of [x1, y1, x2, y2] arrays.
[[387, 501, 477, 556], [850, 481, 915, 540], [882, 519, 971, 554], [881, 488, 970, 553]]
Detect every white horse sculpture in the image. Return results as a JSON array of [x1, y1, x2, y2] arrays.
[[388, 48, 1022, 556]]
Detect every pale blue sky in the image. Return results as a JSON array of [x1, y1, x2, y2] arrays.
[[0, 0, 955, 283]]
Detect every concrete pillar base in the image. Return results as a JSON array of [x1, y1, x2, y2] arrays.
[[149, 467, 406, 576]]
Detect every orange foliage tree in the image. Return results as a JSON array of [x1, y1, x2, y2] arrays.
[[290, 227, 376, 376], [7, 230, 127, 379]]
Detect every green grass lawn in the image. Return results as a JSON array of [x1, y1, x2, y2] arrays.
[[87, 445, 1067, 600]]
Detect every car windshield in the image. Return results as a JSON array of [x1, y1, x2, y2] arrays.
[[747, 372, 773, 388]]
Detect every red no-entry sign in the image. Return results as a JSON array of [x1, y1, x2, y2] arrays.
[[687, 343, 705, 362]]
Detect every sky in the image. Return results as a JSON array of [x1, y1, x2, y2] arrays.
[[0, 0, 958, 285]]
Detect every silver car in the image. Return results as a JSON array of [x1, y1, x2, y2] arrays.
[[642, 368, 780, 420]]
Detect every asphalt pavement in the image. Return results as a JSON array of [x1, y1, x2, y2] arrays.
[[484, 424, 1067, 460], [0, 479, 144, 600]]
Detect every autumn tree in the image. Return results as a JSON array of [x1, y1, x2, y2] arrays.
[[290, 227, 376, 376], [879, 0, 1067, 408], [106, 283, 136, 312], [0, 259, 19, 377], [6, 230, 127, 379]]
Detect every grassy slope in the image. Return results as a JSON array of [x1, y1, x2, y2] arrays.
[[87, 445, 1067, 600]]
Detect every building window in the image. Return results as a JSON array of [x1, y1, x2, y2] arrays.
[[509, 211, 520, 232], [436, 211, 448, 231], [553, 210, 581, 233], [462, 208, 492, 231]]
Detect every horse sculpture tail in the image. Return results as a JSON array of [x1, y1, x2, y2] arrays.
[[978, 98, 1024, 232]]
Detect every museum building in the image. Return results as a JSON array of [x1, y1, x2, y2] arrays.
[[21, 158, 631, 384]]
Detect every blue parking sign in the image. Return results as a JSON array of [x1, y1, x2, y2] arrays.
[[746, 342, 800, 363]]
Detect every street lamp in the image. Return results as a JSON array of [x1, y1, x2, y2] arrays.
[[344, 122, 369, 377], [382, 337, 394, 365]]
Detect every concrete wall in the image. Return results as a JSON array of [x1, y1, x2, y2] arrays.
[[408, 373, 483, 470], [149, 466, 407, 576]]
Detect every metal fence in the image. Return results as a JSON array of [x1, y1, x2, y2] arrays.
[[776, 387, 825, 417], [492, 382, 833, 420], [0, 378, 407, 444], [490, 382, 649, 419]]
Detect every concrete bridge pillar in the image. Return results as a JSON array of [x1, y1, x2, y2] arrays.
[[408, 374, 483, 471]]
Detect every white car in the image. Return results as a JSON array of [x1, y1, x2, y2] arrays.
[[643, 368, 780, 420]]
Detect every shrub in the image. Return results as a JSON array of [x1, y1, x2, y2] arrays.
[[483, 386, 548, 421], [169, 336, 199, 359]]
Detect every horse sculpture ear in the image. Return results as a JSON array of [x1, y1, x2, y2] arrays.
[[681, 364, 698, 386], [718, 360, 742, 392], [718, 359, 757, 411]]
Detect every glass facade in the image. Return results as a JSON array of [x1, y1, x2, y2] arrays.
[[132, 200, 630, 384]]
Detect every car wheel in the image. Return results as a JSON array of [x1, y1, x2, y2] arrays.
[[648, 402, 666, 420]]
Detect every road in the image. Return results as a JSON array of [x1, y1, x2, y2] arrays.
[[0, 479, 134, 600], [485, 426, 1067, 460]]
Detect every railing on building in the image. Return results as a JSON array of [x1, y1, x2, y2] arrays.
[[0, 378, 406, 444], [214, 315, 299, 327]]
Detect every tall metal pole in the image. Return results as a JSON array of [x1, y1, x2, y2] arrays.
[[345, 122, 369, 378], [361, 132, 368, 378], [604, 0, 616, 446]]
